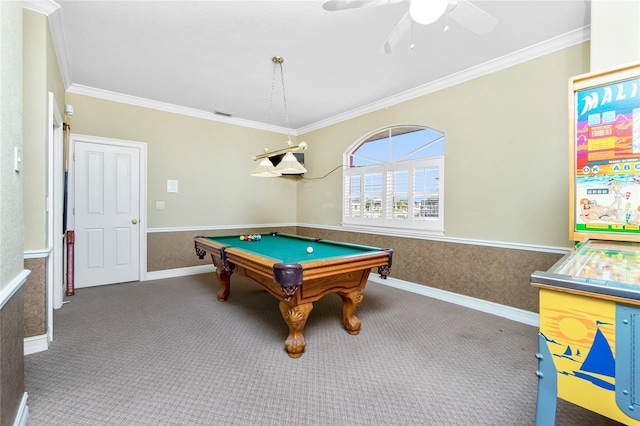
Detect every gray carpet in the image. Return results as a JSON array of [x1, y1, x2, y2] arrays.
[[25, 274, 623, 425]]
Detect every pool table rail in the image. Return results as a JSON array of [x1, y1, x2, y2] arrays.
[[194, 236, 393, 292]]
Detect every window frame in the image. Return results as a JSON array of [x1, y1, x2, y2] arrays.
[[342, 125, 445, 237]]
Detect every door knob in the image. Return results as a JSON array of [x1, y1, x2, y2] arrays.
[[132, 219, 138, 224]]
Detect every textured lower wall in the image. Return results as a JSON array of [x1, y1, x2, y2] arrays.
[[147, 226, 297, 272], [24, 257, 46, 337], [146, 226, 562, 313], [0, 287, 25, 426], [296, 227, 563, 313]]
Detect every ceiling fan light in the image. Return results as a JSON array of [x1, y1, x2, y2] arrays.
[[409, 0, 448, 25]]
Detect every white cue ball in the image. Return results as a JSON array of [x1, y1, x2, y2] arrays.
[[306, 246, 314, 253]]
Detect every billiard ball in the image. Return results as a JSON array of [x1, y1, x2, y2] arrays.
[[240, 236, 245, 241], [307, 246, 313, 253]]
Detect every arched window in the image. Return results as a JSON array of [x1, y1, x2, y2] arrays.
[[343, 125, 444, 235]]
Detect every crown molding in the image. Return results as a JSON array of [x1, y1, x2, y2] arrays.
[[22, 0, 59, 16], [23, 1, 73, 89], [66, 84, 295, 136], [297, 26, 591, 135], [47, 6, 72, 88]]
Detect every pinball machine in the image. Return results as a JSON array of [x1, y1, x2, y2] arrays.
[[531, 62, 640, 425]]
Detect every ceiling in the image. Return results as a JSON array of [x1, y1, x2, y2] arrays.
[[44, 1, 591, 132]]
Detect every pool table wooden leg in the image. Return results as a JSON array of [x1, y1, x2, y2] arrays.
[[338, 290, 363, 335], [214, 269, 231, 302], [279, 301, 313, 358]]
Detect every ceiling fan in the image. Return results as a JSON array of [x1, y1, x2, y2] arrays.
[[322, 0, 499, 54]]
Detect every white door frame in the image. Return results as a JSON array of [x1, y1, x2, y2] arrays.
[[67, 133, 148, 284], [46, 93, 63, 343]]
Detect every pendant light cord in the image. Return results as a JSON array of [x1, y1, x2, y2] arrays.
[[265, 59, 279, 150], [278, 60, 292, 143]]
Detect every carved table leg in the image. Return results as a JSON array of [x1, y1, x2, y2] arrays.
[[338, 290, 364, 335], [279, 301, 313, 358], [215, 269, 231, 302]]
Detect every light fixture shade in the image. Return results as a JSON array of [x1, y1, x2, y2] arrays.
[[273, 152, 307, 174], [251, 158, 282, 177], [409, 0, 448, 25]]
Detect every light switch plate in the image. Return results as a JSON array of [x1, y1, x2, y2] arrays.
[[14, 147, 21, 172], [167, 179, 178, 193]]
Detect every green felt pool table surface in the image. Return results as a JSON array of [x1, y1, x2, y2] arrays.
[[201, 233, 384, 264]]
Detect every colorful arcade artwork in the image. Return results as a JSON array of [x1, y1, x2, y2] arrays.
[[573, 70, 640, 238], [538, 290, 621, 421]]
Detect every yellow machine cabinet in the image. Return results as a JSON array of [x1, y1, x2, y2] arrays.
[[531, 239, 640, 425]]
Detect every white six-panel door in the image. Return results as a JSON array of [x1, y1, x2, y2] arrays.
[[74, 140, 141, 287]]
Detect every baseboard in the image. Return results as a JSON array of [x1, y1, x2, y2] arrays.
[[148, 265, 539, 327], [13, 392, 28, 426], [24, 334, 49, 355], [368, 275, 539, 327], [146, 264, 215, 281]]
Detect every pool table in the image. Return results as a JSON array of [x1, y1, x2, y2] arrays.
[[194, 232, 393, 358]]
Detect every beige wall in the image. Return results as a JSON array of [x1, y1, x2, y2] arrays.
[[22, 10, 48, 250], [46, 19, 65, 114], [591, 0, 640, 72], [22, 10, 64, 250], [298, 43, 591, 248], [65, 94, 299, 229], [0, 0, 24, 286]]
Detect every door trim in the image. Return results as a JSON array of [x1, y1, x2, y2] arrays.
[[68, 133, 148, 283], [47, 93, 62, 344]]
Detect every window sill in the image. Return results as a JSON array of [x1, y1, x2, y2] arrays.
[[341, 223, 444, 239]]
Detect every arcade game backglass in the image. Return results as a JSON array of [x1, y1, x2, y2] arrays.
[[531, 62, 640, 425]]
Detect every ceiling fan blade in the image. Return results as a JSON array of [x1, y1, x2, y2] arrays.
[[379, 10, 412, 55], [447, 0, 498, 35], [322, 0, 402, 12]]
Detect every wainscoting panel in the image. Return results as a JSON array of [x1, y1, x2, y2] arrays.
[[296, 226, 563, 313], [1, 285, 26, 424], [23, 257, 46, 337], [146, 226, 297, 272], [145, 225, 562, 313]]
